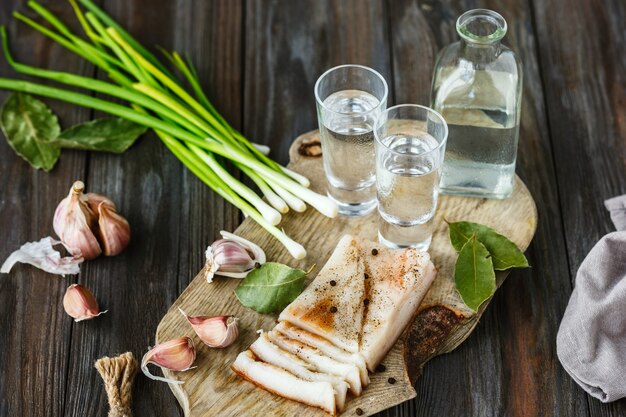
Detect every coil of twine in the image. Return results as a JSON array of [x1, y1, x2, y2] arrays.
[[95, 352, 139, 417]]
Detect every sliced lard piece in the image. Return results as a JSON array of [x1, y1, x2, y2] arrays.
[[231, 350, 337, 415], [267, 330, 363, 396], [359, 239, 438, 371], [250, 333, 348, 411], [279, 235, 365, 353], [275, 321, 369, 386]]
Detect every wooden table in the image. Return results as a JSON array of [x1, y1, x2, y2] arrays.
[[0, 1, 624, 416]]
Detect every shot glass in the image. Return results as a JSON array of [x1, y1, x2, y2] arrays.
[[374, 104, 448, 250], [315, 65, 388, 217]]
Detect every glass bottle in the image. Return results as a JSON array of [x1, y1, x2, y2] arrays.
[[431, 9, 522, 199]]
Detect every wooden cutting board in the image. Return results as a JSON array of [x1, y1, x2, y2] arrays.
[[155, 130, 538, 417]]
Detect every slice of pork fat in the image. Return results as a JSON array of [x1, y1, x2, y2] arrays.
[[250, 333, 348, 412], [279, 235, 365, 354], [275, 321, 369, 386], [358, 239, 438, 371], [267, 330, 363, 396], [231, 350, 337, 416]]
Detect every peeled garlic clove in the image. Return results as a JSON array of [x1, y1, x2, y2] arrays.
[[179, 308, 239, 348], [63, 283, 107, 321], [141, 337, 196, 385], [97, 202, 130, 256], [204, 231, 266, 282], [53, 181, 102, 260]]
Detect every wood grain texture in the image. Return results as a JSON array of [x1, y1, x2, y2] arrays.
[[243, 0, 393, 163], [155, 131, 537, 417], [57, 1, 244, 417], [531, 0, 626, 415], [0, 0, 624, 416], [387, 1, 589, 416], [0, 1, 91, 416]]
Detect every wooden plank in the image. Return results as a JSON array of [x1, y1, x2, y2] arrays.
[[59, 1, 243, 416], [387, 0, 585, 416], [0, 1, 92, 416], [0, 0, 92, 414], [243, 0, 393, 164], [532, 0, 626, 414]]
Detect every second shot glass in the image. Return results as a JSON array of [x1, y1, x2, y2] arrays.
[[374, 104, 448, 250]]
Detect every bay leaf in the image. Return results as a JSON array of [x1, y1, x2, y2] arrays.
[[454, 234, 496, 312], [53, 118, 147, 153], [448, 220, 529, 270], [234, 262, 307, 314], [0, 92, 61, 171]]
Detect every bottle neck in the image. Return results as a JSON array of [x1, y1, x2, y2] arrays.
[[455, 9, 507, 63], [460, 39, 501, 63]]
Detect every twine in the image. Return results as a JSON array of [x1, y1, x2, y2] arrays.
[[95, 352, 139, 417]]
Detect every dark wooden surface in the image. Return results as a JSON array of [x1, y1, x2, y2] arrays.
[[0, 0, 624, 416]]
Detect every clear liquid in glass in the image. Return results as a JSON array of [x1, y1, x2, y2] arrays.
[[377, 132, 441, 249], [320, 89, 381, 215], [434, 69, 520, 198]]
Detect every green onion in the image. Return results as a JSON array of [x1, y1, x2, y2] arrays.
[[0, 0, 337, 258]]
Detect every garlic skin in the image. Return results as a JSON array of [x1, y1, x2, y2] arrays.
[[63, 283, 107, 321], [141, 337, 196, 385], [97, 202, 130, 256], [1, 237, 83, 276], [204, 231, 266, 283], [179, 308, 239, 348], [54, 181, 101, 260]]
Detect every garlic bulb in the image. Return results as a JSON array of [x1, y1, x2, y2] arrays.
[[141, 337, 196, 385], [63, 283, 107, 321], [53, 181, 101, 260], [204, 231, 266, 283], [179, 308, 239, 348], [53, 181, 130, 260]]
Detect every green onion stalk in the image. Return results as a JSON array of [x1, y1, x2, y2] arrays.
[[0, 0, 339, 259]]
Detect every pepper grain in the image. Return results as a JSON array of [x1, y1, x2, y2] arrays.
[[330, 280, 336, 286], [355, 408, 364, 416], [371, 248, 378, 256], [330, 306, 337, 313], [388, 377, 396, 384]]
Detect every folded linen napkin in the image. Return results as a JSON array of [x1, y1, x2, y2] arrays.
[[557, 195, 626, 402]]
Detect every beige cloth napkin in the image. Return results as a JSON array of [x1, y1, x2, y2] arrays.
[[557, 195, 626, 402]]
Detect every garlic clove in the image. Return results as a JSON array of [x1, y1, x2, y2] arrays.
[[141, 337, 196, 385], [63, 283, 107, 321], [179, 308, 239, 348], [85, 192, 117, 212], [97, 202, 131, 256], [211, 240, 257, 273], [204, 231, 266, 282], [53, 181, 102, 260]]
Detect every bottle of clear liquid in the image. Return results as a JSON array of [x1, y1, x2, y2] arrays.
[[431, 9, 522, 199]]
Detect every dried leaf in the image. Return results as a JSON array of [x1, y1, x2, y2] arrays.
[[0, 92, 61, 171], [454, 235, 496, 312], [448, 220, 529, 270], [234, 262, 307, 314], [53, 118, 147, 153]]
